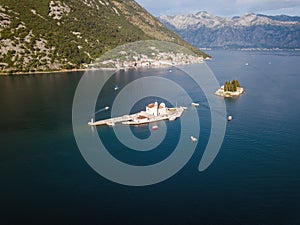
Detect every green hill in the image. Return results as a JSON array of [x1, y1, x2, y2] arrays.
[[0, 0, 209, 73]]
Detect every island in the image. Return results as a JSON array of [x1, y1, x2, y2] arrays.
[[215, 80, 244, 97], [88, 102, 186, 126]]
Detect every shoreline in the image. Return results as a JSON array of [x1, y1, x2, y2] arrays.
[[0, 68, 94, 76], [0, 61, 203, 76], [0, 66, 161, 76], [215, 86, 245, 98]]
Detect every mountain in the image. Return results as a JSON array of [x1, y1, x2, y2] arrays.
[[257, 14, 300, 23], [159, 11, 300, 49], [0, 0, 209, 73]]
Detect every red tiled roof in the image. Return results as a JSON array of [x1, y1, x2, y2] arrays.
[[147, 103, 155, 108], [137, 115, 148, 119]]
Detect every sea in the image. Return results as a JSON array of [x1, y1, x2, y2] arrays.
[[0, 50, 300, 225]]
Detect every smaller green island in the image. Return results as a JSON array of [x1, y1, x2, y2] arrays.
[[215, 80, 244, 97]]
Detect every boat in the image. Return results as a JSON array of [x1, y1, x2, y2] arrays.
[[88, 118, 95, 125], [114, 85, 119, 91], [191, 102, 200, 107], [168, 116, 176, 121], [227, 115, 233, 121], [151, 125, 158, 130], [190, 136, 197, 142]]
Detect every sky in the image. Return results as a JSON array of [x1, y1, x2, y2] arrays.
[[135, 0, 300, 17]]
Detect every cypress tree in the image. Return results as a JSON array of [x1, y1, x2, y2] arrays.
[[224, 80, 241, 92]]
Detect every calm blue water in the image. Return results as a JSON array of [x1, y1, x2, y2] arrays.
[[0, 50, 300, 224]]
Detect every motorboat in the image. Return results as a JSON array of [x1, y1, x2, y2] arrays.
[[190, 136, 197, 142], [151, 125, 158, 130]]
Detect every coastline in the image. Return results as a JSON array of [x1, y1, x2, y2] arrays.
[[0, 66, 167, 76], [0, 60, 204, 76], [0, 68, 94, 76], [1, 44, 206, 76]]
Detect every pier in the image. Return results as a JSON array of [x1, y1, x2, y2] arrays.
[[88, 114, 135, 126]]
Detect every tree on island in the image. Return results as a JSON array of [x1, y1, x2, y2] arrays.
[[224, 80, 241, 92]]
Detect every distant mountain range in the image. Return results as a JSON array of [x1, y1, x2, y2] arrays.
[[159, 11, 300, 49], [0, 0, 208, 73]]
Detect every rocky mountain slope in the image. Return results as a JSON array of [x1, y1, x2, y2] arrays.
[[159, 11, 300, 49], [0, 0, 208, 73]]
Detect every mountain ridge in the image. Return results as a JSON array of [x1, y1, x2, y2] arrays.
[[159, 11, 300, 49]]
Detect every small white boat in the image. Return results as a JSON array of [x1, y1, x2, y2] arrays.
[[228, 115, 233, 121], [105, 106, 110, 110], [151, 125, 158, 130], [190, 136, 197, 142], [168, 116, 176, 121], [88, 118, 94, 126], [191, 102, 200, 107], [114, 85, 119, 91]]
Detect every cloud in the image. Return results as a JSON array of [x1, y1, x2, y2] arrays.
[[136, 0, 300, 16], [236, 0, 300, 12], [136, 0, 235, 16], [235, 0, 300, 16]]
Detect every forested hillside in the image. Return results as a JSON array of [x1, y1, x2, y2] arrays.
[[0, 0, 209, 73]]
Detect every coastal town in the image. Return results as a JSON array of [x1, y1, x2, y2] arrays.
[[97, 52, 204, 70], [91, 41, 207, 70]]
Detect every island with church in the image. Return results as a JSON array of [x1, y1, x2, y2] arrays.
[[88, 102, 186, 126], [215, 80, 244, 98]]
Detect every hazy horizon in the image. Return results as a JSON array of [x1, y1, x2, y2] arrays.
[[136, 0, 300, 17]]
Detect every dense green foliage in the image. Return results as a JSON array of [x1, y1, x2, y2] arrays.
[[224, 80, 241, 92], [0, 0, 209, 73]]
